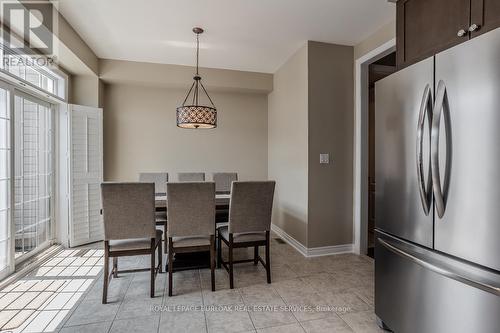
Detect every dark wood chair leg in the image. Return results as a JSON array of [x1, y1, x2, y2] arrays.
[[229, 234, 234, 289], [210, 235, 215, 292], [217, 230, 222, 269], [112, 257, 118, 278], [102, 243, 109, 304], [168, 237, 173, 296], [265, 231, 271, 284], [164, 222, 168, 253], [158, 238, 163, 273], [150, 239, 155, 298], [253, 246, 258, 265]]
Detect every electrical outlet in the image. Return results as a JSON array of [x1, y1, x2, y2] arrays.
[[320, 153, 329, 164]]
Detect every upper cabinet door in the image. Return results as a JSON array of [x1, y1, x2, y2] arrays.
[[397, 0, 470, 68], [470, 0, 500, 37]]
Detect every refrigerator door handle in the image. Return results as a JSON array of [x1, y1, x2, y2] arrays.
[[431, 80, 452, 218], [378, 237, 500, 296], [416, 84, 433, 215]]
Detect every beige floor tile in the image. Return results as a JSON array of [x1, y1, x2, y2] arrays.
[[202, 288, 243, 306], [347, 285, 374, 307], [301, 314, 354, 333], [206, 309, 254, 333], [159, 309, 207, 333], [200, 268, 231, 290], [60, 321, 112, 333], [110, 315, 160, 333], [240, 284, 283, 306], [284, 293, 331, 322], [115, 297, 162, 319], [300, 273, 340, 293], [3, 309, 36, 331], [0, 310, 20, 329], [272, 278, 316, 301], [270, 264, 298, 282], [84, 275, 131, 303], [21, 310, 59, 333], [256, 323, 305, 333], [163, 289, 203, 306], [64, 298, 120, 326], [249, 307, 297, 329], [0, 292, 22, 310], [6, 292, 40, 309], [321, 292, 372, 314], [340, 310, 385, 333]]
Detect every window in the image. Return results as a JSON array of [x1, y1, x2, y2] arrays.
[[0, 39, 66, 100], [14, 94, 53, 258]]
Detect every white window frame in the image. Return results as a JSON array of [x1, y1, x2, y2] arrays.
[[0, 36, 68, 101], [12, 90, 56, 265], [0, 76, 61, 280]]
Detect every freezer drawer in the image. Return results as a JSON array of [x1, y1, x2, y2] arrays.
[[375, 231, 500, 333], [375, 56, 434, 248]]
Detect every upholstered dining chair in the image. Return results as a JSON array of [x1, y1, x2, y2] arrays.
[[139, 172, 168, 241], [217, 181, 275, 289], [167, 182, 216, 296], [212, 172, 238, 194], [212, 173, 238, 226], [177, 172, 205, 182], [139, 172, 168, 195], [101, 182, 162, 304]]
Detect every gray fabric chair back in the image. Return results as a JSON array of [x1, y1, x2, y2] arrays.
[[101, 182, 156, 240], [177, 172, 205, 182], [212, 172, 238, 193], [139, 172, 168, 194], [228, 181, 276, 234], [167, 182, 215, 237]]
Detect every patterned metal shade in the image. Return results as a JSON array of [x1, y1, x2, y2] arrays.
[[176, 27, 217, 129], [176, 105, 217, 129]]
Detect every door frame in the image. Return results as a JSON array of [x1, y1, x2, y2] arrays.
[[353, 38, 396, 255]]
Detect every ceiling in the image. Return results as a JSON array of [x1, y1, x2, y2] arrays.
[[57, 0, 395, 73]]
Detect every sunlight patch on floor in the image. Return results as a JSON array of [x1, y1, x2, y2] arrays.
[[0, 249, 103, 332]]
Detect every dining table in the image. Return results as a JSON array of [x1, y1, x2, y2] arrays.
[[154, 193, 231, 209], [155, 193, 231, 271]]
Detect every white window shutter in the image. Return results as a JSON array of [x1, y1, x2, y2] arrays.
[[68, 104, 103, 247]]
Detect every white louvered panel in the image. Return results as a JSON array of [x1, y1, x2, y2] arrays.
[[68, 105, 103, 247]]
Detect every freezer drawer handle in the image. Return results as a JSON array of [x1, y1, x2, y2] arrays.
[[431, 80, 452, 218], [378, 237, 500, 296], [416, 84, 433, 215]]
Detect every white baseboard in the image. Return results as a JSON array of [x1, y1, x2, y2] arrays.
[[306, 243, 353, 257], [271, 224, 353, 258], [271, 224, 308, 256]]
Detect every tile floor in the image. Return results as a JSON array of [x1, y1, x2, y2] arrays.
[[0, 237, 384, 333]]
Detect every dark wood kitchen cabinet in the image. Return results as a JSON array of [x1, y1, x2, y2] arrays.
[[470, 0, 500, 37], [397, 0, 500, 68]]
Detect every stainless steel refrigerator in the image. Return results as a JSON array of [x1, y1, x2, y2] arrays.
[[375, 28, 500, 332]]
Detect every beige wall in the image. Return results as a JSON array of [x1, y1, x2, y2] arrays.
[[354, 20, 395, 60], [103, 83, 268, 182], [69, 75, 100, 107], [268, 44, 309, 247], [268, 41, 354, 249], [100, 59, 272, 93], [57, 14, 99, 75], [307, 41, 354, 248]]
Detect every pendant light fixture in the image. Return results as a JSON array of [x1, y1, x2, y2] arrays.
[[176, 27, 217, 129]]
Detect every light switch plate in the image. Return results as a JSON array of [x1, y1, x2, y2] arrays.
[[320, 153, 329, 164]]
